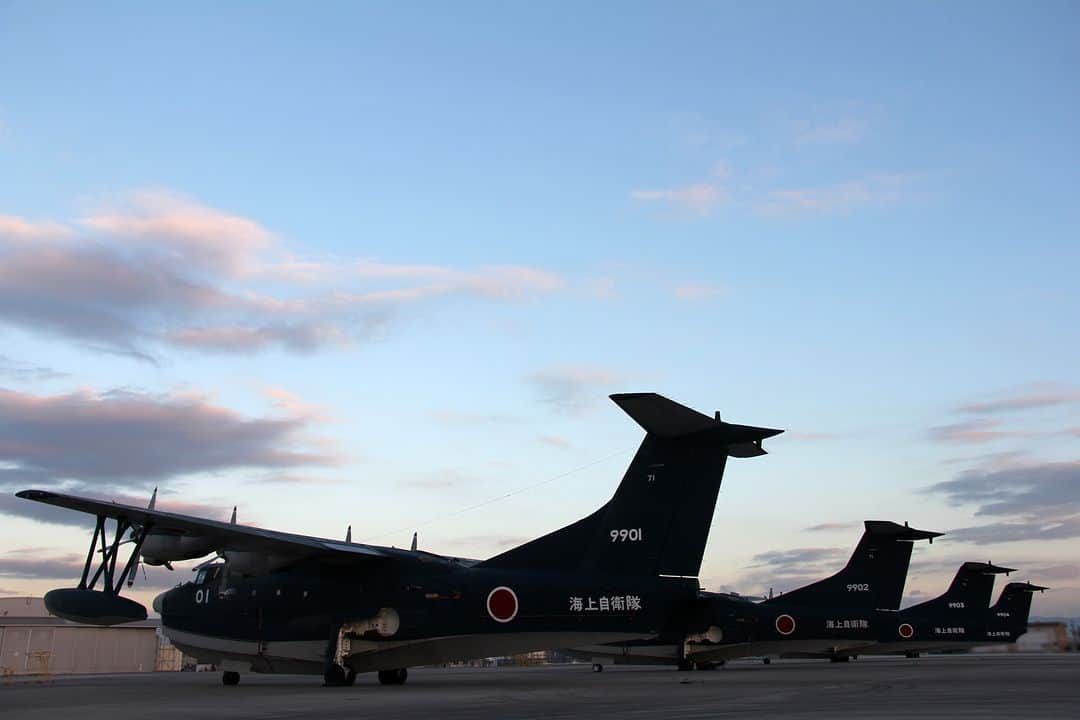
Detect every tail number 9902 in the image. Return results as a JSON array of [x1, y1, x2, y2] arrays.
[[611, 528, 643, 542]]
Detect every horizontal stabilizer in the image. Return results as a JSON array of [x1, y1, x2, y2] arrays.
[[959, 561, 1016, 575], [610, 393, 783, 447], [1007, 582, 1049, 593], [863, 520, 944, 543]]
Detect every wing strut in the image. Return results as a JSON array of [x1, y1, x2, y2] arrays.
[[79, 515, 152, 595]]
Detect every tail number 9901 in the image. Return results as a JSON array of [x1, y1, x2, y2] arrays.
[[611, 528, 643, 542]]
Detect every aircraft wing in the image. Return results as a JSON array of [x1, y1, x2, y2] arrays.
[[15, 488, 391, 561]]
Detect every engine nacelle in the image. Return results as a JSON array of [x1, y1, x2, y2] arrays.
[[141, 532, 216, 566]]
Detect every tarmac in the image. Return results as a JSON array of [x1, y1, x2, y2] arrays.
[[2, 654, 1078, 719]]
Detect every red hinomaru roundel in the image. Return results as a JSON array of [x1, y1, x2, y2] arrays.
[[775, 614, 796, 635], [486, 586, 519, 623], [898, 623, 914, 639]]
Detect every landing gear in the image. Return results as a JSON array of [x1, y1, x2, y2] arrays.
[[592, 663, 603, 673], [828, 655, 850, 663], [905, 651, 921, 659], [677, 659, 694, 671], [222, 671, 240, 686], [763, 658, 771, 665], [378, 668, 408, 685], [323, 664, 356, 687]]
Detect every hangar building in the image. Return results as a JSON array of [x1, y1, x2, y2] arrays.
[[0, 596, 183, 676]]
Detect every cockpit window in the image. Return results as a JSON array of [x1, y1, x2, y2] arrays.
[[194, 565, 223, 585]]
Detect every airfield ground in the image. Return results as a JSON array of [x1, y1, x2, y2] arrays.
[[2, 654, 1077, 719]]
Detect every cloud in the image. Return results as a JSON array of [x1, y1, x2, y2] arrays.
[[723, 546, 850, 596], [794, 117, 865, 145], [758, 174, 915, 215], [955, 384, 1080, 415], [0, 215, 73, 241], [0, 355, 66, 383], [79, 190, 273, 277], [927, 418, 1034, 445], [0, 551, 86, 579], [0, 386, 337, 502], [262, 387, 331, 421], [804, 521, 859, 532], [0, 549, 186, 591], [538, 435, 572, 449], [749, 547, 848, 568], [783, 432, 842, 441], [947, 518, 1080, 544], [673, 283, 724, 301], [527, 365, 626, 415], [0, 191, 565, 358], [630, 183, 729, 216], [925, 461, 1080, 544], [926, 461, 1080, 517]]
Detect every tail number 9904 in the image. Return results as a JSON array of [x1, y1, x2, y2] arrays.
[[611, 528, 643, 542]]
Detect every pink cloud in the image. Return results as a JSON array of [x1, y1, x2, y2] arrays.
[[0, 191, 568, 357], [956, 384, 1080, 414], [794, 117, 865, 145], [80, 191, 272, 277], [928, 418, 1034, 445], [0, 215, 73, 242], [758, 174, 916, 215], [631, 183, 730, 216], [673, 283, 724, 301]]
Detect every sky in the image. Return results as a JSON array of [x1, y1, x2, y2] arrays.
[[0, 1, 1077, 617]]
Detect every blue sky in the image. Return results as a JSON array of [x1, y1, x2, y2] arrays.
[[0, 1, 1077, 615]]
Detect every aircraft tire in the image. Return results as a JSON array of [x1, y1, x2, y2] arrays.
[[222, 671, 240, 686], [763, 658, 771, 665], [592, 663, 603, 673], [378, 668, 408, 685], [677, 660, 694, 672], [323, 664, 349, 687], [828, 655, 850, 663]]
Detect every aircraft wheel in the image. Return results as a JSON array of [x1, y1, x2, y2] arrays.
[[763, 658, 771, 665], [378, 668, 408, 685], [222, 671, 240, 686], [677, 660, 694, 672], [592, 663, 603, 673], [323, 664, 349, 687], [828, 655, 850, 663]]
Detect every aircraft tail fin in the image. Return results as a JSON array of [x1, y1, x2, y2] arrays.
[[988, 581, 1046, 640], [478, 393, 782, 577], [908, 561, 1014, 615], [765, 520, 942, 611]]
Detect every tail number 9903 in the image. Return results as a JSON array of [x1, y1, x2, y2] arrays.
[[611, 528, 643, 542]]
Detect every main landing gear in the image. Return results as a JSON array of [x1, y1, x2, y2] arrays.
[[905, 651, 922, 659], [378, 668, 408, 685], [592, 663, 603, 673], [323, 664, 358, 687], [222, 671, 240, 686]]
